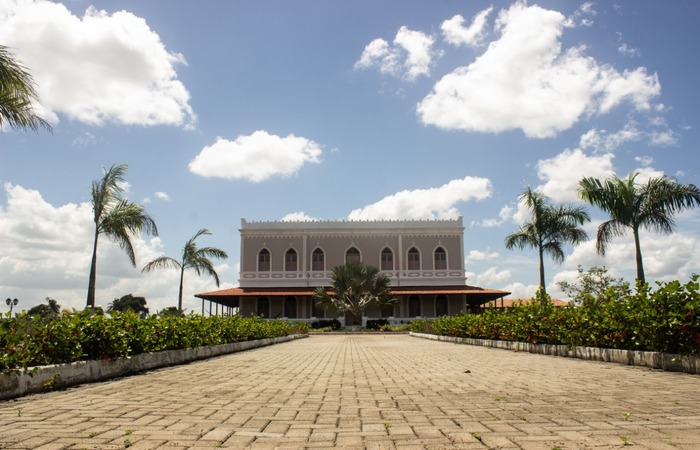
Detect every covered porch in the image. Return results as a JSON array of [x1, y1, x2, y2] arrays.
[[195, 285, 509, 326]]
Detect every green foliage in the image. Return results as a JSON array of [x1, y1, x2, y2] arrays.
[[366, 319, 389, 330], [407, 275, 700, 355], [310, 319, 341, 330], [27, 297, 61, 319], [557, 266, 629, 307], [108, 294, 149, 317], [1, 312, 304, 372]]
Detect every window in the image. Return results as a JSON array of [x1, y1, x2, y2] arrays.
[[434, 246, 447, 270], [380, 247, 394, 270], [312, 248, 325, 271], [258, 249, 270, 271], [435, 295, 448, 316], [257, 296, 270, 318], [284, 296, 297, 319], [407, 247, 420, 270], [285, 249, 297, 271], [409, 295, 421, 317], [380, 302, 395, 318], [312, 300, 324, 318], [346, 246, 361, 263]]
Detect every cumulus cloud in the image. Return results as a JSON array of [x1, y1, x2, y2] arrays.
[[465, 249, 500, 264], [0, 183, 234, 313], [355, 26, 439, 81], [348, 176, 492, 220], [466, 266, 511, 287], [563, 2, 596, 28], [417, 2, 660, 138], [0, 0, 195, 128], [472, 204, 513, 227], [536, 149, 615, 202], [441, 7, 493, 48], [189, 131, 323, 182]]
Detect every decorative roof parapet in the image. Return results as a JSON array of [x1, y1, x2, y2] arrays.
[[240, 216, 464, 232]]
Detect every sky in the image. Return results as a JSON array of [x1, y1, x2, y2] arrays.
[[1, 0, 699, 314]]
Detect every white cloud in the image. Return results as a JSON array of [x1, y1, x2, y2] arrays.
[[441, 7, 492, 48], [189, 131, 323, 182], [348, 176, 492, 220], [618, 43, 641, 58], [465, 249, 500, 264], [536, 149, 615, 202], [281, 212, 318, 222], [563, 2, 596, 28], [0, 0, 195, 128], [472, 204, 513, 227], [154, 192, 170, 201], [417, 2, 660, 138], [466, 266, 511, 287], [355, 26, 439, 81], [0, 182, 234, 313], [500, 282, 538, 300], [580, 120, 676, 152]]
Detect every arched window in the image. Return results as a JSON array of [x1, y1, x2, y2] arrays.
[[434, 246, 447, 270], [380, 247, 394, 270], [257, 296, 270, 318], [284, 296, 297, 319], [285, 249, 297, 271], [346, 246, 361, 264], [258, 248, 270, 271], [312, 248, 325, 271], [409, 295, 421, 317], [435, 294, 448, 317], [407, 247, 420, 270]]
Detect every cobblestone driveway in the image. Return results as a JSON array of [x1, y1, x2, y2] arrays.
[[1, 334, 699, 449]]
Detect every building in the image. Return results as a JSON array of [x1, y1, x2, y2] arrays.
[[196, 217, 509, 326]]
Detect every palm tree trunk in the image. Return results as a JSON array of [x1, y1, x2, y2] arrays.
[[178, 268, 185, 313], [538, 247, 547, 298], [86, 229, 99, 308], [633, 226, 645, 283]]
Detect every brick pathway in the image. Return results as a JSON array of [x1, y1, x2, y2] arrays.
[[1, 334, 699, 449]]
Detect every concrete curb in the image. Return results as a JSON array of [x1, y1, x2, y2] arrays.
[[410, 332, 700, 375], [0, 334, 307, 400]]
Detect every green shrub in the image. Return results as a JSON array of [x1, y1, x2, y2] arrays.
[[310, 319, 341, 330], [408, 275, 700, 355], [366, 319, 389, 330], [0, 312, 304, 372]]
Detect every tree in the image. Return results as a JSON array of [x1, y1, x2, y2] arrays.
[[579, 173, 700, 283], [505, 187, 590, 297], [557, 266, 629, 307], [158, 306, 185, 318], [27, 297, 61, 319], [108, 294, 149, 317], [142, 229, 228, 313], [0, 45, 51, 132], [86, 164, 158, 308], [313, 261, 396, 327]]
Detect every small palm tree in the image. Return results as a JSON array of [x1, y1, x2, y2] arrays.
[[314, 261, 395, 327], [142, 229, 228, 312], [0, 45, 51, 132], [579, 173, 700, 283], [505, 187, 590, 297], [87, 164, 158, 308]]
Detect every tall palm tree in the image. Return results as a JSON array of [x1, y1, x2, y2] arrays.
[[314, 261, 395, 327], [0, 45, 51, 132], [87, 164, 158, 308], [142, 229, 228, 312], [505, 187, 590, 297], [579, 173, 700, 283]]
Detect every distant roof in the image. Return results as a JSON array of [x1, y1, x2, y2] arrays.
[[484, 298, 569, 308]]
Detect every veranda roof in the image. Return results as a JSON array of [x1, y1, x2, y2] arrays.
[[196, 285, 510, 304]]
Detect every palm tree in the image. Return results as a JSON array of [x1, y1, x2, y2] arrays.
[[314, 261, 395, 327], [505, 187, 590, 297], [87, 164, 158, 308], [0, 45, 51, 132], [579, 173, 700, 283], [142, 229, 228, 312]]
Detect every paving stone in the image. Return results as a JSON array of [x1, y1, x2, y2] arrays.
[[2, 335, 700, 449]]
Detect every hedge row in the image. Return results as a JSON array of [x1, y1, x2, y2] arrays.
[[1, 311, 308, 372], [407, 275, 700, 355]]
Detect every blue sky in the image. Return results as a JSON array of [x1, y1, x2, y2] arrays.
[[1, 0, 699, 313]]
